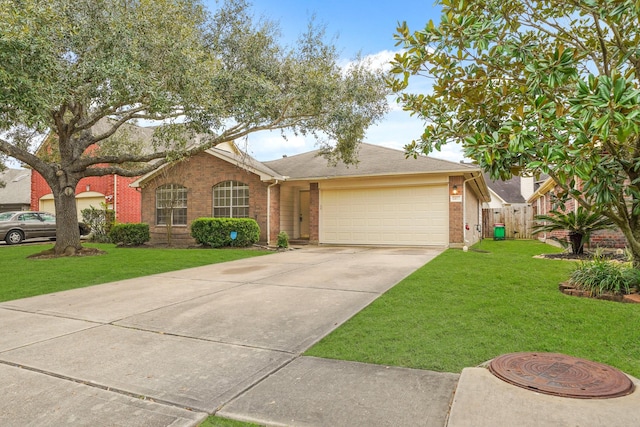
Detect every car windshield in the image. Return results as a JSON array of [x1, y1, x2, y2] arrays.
[[0, 212, 15, 221]]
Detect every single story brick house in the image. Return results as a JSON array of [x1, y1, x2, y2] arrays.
[[132, 142, 490, 247]]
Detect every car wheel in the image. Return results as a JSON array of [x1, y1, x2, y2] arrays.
[[6, 230, 24, 245]]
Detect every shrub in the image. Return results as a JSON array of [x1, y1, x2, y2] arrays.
[[569, 255, 640, 296], [191, 218, 260, 248], [533, 207, 615, 254], [109, 223, 150, 246], [81, 204, 115, 243], [277, 231, 289, 249]]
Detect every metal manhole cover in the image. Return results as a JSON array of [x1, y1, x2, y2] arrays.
[[488, 352, 635, 399]]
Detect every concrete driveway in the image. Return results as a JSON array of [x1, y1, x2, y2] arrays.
[[0, 246, 451, 426]]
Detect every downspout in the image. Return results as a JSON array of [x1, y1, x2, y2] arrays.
[[113, 174, 117, 220], [267, 180, 279, 246], [462, 174, 483, 249]]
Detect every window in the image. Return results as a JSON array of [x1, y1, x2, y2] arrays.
[[39, 212, 56, 223], [156, 184, 187, 225], [213, 181, 249, 218], [18, 213, 41, 222]]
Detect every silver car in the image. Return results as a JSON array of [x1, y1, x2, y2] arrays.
[[0, 211, 90, 245]]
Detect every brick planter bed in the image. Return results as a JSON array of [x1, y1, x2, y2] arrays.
[[559, 282, 640, 304]]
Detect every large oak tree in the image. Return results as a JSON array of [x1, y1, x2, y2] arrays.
[[0, 0, 388, 255], [389, 0, 640, 265]]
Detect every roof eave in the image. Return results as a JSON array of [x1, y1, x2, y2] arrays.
[[527, 176, 556, 203], [279, 167, 484, 182]]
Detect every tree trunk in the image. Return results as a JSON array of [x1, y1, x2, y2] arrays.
[[53, 186, 82, 255], [568, 231, 584, 255]]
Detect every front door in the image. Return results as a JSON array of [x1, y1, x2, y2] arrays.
[[299, 190, 310, 239]]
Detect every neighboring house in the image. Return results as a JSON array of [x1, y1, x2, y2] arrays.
[[481, 173, 535, 239], [132, 142, 491, 247], [30, 120, 149, 222], [528, 176, 627, 249], [0, 168, 32, 212]]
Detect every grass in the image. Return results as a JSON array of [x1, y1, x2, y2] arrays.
[[305, 240, 640, 378], [199, 417, 262, 427], [0, 243, 271, 302]]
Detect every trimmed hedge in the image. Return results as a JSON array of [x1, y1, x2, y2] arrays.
[[109, 223, 150, 246], [191, 218, 260, 248]]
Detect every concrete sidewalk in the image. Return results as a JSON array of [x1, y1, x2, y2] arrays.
[[0, 246, 454, 426]]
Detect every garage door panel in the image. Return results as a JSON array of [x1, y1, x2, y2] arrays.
[[320, 186, 448, 246]]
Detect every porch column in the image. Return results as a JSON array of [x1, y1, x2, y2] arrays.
[[309, 182, 319, 244], [269, 183, 281, 245], [449, 176, 464, 245]]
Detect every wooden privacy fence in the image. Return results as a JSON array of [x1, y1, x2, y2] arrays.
[[482, 205, 534, 240]]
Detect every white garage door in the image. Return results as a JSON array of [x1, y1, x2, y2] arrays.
[[320, 185, 448, 246], [40, 193, 105, 220]]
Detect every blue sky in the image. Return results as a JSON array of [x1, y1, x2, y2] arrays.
[[202, 0, 466, 163]]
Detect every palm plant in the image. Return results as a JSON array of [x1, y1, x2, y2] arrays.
[[533, 207, 615, 254]]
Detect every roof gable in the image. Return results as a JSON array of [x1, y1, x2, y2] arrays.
[[482, 173, 526, 204]]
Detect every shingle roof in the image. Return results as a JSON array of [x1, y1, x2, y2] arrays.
[[0, 168, 31, 204], [205, 145, 284, 180], [264, 143, 479, 179], [483, 172, 526, 204]]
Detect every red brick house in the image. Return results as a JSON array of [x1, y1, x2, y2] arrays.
[[528, 176, 627, 249], [132, 141, 491, 247], [30, 121, 150, 222], [31, 172, 141, 223]]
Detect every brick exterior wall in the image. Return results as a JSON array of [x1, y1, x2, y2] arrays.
[[268, 183, 280, 244], [449, 176, 464, 245], [114, 175, 141, 223], [532, 183, 627, 249], [30, 171, 141, 223], [140, 152, 275, 244], [309, 182, 319, 243]]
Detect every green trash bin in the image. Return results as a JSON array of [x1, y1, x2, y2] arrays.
[[493, 223, 505, 240]]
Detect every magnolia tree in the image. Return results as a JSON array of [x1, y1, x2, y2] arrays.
[[389, 0, 640, 266], [0, 0, 388, 255]]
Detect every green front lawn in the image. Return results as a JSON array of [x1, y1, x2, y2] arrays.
[[306, 240, 640, 378], [0, 243, 271, 302]]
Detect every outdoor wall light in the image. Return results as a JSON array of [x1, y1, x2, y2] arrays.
[[452, 185, 458, 195]]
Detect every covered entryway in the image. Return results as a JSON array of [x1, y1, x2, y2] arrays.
[[319, 185, 449, 246]]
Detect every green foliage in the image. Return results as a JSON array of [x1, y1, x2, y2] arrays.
[[307, 240, 640, 378], [532, 207, 615, 254], [81, 204, 115, 243], [389, 0, 640, 265], [109, 223, 150, 246], [569, 255, 639, 296], [276, 231, 289, 249], [0, 0, 388, 254], [191, 218, 260, 248]]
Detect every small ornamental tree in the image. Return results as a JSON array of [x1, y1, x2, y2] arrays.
[[389, 1, 640, 267], [532, 207, 615, 254]]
